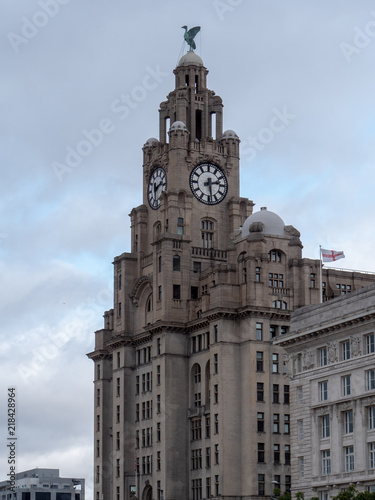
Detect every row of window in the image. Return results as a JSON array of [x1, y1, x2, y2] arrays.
[[191, 415, 219, 440], [258, 474, 291, 496], [192, 475, 219, 500], [191, 445, 219, 469], [317, 370, 375, 401], [317, 333, 374, 366], [257, 322, 289, 340], [256, 411, 290, 434], [315, 406, 375, 439], [299, 443, 375, 478], [257, 443, 291, 464]]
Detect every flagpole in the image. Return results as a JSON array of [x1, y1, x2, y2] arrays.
[[319, 245, 323, 304]]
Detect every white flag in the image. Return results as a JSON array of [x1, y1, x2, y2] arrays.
[[321, 248, 345, 262]]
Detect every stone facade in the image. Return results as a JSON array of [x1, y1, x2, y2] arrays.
[[87, 51, 375, 500], [275, 285, 375, 499]]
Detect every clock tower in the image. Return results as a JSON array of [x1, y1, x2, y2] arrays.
[[88, 46, 375, 500]]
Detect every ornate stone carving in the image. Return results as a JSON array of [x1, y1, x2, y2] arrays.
[[327, 341, 337, 363], [350, 335, 361, 356], [303, 349, 315, 370]]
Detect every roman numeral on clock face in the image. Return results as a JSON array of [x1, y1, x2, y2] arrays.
[[189, 163, 228, 205]]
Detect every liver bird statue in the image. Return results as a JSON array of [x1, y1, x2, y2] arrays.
[[181, 25, 201, 51]]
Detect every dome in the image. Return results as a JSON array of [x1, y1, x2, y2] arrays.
[[241, 207, 286, 237], [221, 129, 239, 139], [144, 137, 158, 147], [178, 51, 204, 67], [170, 121, 188, 131]]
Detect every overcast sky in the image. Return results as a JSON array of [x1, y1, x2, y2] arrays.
[[1, 0, 375, 497]]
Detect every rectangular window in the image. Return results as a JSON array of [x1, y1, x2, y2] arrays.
[[319, 381, 328, 401], [206, 447, 211, 468], [118, 302, 122, 317], [214, 353, 218, 374], [321, 415, 330, 438], [273, 413, 280, 433], [214, 325, 218, 343], [257, 412, 264, 432], [173, 284, 181, 300], [191, 419, 202, 441], [214, 444, 219, 464], [193, 261, 201, 273], [158, 285, 162, 301], [274, 444, 280, 464], [273, 384, 279, 403], [270, 325, 277, 338], [191, 286, 199, 299], [214, 414, 219, 434], [116, 405, 120, 423], [256, 322, 263, 340], [116, 377, 120, 397], [284, 414, 290, 434], [342, 375, 351, 396], [214, 384, 218, 404], [285, 475, 291, 493], [299, 456, 305, 478], [366, 333, 375, 354], [344, 410, 354, 434], [257, 383, 264, 402], [256, 351, 264, 372], [272, 353, 279, 373], [341, 340, 351, 360], [369, 406, 375, 429], [367, 369, 375, 391], [258, 475, 265, 496], [206, 478, 211, 499], [370, 442, 375, 469], [177, 217, 184, 235], [157, 365, 161, 385], [215, 475, 219, 497], [258, 443, 265, 463], [319, 347, 328, 366], [205, 416, 210, 438], [322, 450, 331, 475], [345, 445, 354, 472], [285, 445, 291, 465], [284, 385, 290, 404]]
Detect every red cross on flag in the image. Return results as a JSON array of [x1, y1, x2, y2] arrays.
[[321, 248, 345, 262]]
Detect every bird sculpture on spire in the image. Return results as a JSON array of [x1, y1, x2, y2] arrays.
[[181, 25, 201, 51]]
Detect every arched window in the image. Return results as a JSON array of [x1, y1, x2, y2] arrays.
[[268, 249, 282, 262], [173, 255, 180, 271], [201, 219, 214, 248], [146, 294, 153, 313], [193, 364, 201, 384]]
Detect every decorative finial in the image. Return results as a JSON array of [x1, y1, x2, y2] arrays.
[[181, 26, 201, 51]]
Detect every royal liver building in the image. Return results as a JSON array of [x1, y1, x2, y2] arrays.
[[88, 45, 375, 500]]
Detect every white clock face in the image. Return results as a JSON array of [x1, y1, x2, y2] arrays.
[[189, 163, 228, 205], [147, 167, 167, 210]]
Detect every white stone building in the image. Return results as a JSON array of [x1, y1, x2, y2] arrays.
[[276, 284, 375, 499]]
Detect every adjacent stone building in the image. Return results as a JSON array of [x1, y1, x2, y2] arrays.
[[0, 468, 85, 500], [276, 285, 375, 499], [87, 50, 375, 500]]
